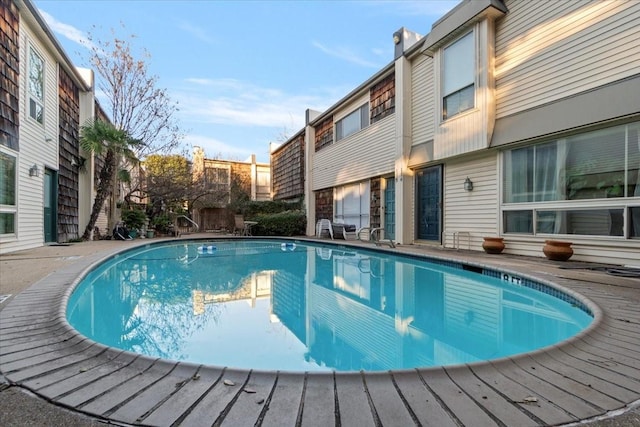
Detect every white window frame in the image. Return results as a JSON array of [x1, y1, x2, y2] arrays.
[[0, 148, 17, 236], [335, 103, 369, 141], [334, 181, 370, 229], [442, 31, 475, 120], [28, 45, 45, 125]]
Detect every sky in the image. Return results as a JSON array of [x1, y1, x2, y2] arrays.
[[35, 0, 459, 163]]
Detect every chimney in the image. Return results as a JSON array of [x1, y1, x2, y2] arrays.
[[393, 27, 422, 59]]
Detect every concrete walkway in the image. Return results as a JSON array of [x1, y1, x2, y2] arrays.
[[1, 235, 639, 426]]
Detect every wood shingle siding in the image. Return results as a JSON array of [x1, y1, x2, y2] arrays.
[[58, 66, 80, 242], [314, 116, 333, 152], [0, 0, 20, 150], [271, 133, 304, 201]]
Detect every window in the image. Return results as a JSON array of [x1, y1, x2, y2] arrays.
[[205, 165, 230, 194], [28, 47, 45, 124], [442, 31, 474, 119], [502, 122, 640, 237], [336, 104, 369, 141], [335, 181, 370, 229], [0, 151, 17, 234]]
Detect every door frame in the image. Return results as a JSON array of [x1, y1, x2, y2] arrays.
[[415, 164, 443, 242], [43, 168, 58, 243]]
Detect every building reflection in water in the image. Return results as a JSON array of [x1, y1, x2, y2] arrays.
[[67, 242, 591, 371]]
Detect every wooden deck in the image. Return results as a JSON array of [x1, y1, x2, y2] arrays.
[[1, 237, 639, 426]]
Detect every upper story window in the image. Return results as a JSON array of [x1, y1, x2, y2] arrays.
[[28, 47, 45, 124], [442, 31, 474, 120], [336, 104, 369, 141], [205, 165, 230, 193]]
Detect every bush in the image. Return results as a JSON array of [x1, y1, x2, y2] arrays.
[[150, 214, 173, 233], [250, 210, 306, 236], [121, 208, 147, 231]]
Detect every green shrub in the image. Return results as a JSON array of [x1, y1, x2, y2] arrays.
[[121, 208, 147, 231], [250, 210, 306, 236], [150, 214, 173, 233]]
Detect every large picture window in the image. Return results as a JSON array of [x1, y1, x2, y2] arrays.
[[335, 181, 370, 229], [336, 104, 369, 141], [502, 122, 640, 238], [442, 31, 474, 120], [28, 47, 45, 124], [0, 151, 17, 234]]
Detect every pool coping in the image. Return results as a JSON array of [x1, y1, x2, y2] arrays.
[[1, 236, 639, 426]]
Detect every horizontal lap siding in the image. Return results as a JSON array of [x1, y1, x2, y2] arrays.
[[313, 116, 395, 190], [495, 0, 640, 118], [411, 54, 435, 144], [4, 22, 60, 253], [443, 153, 498, 250]]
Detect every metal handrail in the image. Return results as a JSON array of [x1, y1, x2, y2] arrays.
[[176, 215, 199, 232]]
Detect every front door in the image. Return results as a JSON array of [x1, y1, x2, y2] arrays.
[[383, 177, 395, 240], [43, 168, 57, 242], [416, 165, 442, 241]]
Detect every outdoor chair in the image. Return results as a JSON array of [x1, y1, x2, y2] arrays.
[[234, 215, 250, 236], [316, 219, 333, 239]]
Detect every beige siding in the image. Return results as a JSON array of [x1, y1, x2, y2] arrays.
[[495, 0, 640, 117], [411, 54, 435, 144], [1, 21, 60, 254], [313, 116, 395, 190], [442, 153, 498, 250]]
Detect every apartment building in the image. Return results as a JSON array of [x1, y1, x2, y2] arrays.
[[273, 0, 640, 265], [1, 0, 106, 253]]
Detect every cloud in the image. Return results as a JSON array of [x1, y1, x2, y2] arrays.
[[39, 10, 95, 51], [176, 78, 338, 130], [177, 20, 215, 44], [183, 134, 253, 160], [311, 41, 381, 69]]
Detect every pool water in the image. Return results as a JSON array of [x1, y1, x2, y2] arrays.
[[66, 240, 593, 372]]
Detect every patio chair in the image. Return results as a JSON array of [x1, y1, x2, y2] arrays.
[[316, 219, 333, 239], [332, 219, 357, 240], [234, 215, 250, 236]]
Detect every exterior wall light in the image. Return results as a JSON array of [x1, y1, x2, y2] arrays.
[[29, 164, 40, 177], [464, 177, 473, 191]]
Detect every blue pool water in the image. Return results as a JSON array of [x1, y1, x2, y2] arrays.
[[66, 239, 593, 372]]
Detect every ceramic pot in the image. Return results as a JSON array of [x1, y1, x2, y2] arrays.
[[543, 240, 573, 261], [482, 237, 505, 254]]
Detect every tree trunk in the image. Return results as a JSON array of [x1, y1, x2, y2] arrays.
[[82, 149, 117, 240]]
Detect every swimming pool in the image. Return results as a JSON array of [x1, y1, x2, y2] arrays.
[[66, 239, 593, 372]]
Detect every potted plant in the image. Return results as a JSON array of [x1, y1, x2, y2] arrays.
[[121, 208, 147, 239], [543, 240, 574, 261], [482, 237, 505, 254]]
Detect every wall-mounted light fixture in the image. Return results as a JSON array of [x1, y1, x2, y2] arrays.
[[29, 164, 40, 177], [463, 177, 473, 192]]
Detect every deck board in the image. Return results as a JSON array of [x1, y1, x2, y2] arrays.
[[1, 238, 640, 427]]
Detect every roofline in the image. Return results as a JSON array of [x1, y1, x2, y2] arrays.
[[16, 0, 92, 92], [308, 61, 395, 127]]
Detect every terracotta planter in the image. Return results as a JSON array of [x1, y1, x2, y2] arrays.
[[543, 240, 574, 261], [482, 237, 505, 254]]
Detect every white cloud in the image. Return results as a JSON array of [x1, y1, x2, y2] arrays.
[[176, 78, 337, 130], [39, 10, 95, 51], [184, 134, 253, 160], [311, 41, 381, 69], [177, 20, 215, 44]]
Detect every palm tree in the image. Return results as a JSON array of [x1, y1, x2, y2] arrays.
[[80, 119, 141, 240]]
